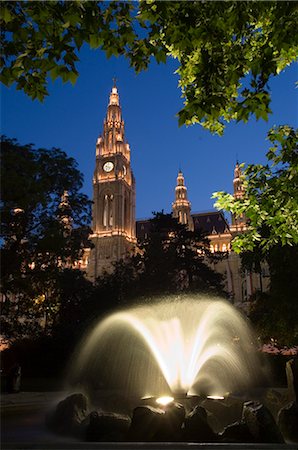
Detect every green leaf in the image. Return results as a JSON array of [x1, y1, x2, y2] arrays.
[[89, 34, 103, 49], [50, 66, 60, 82], [1, 7, 13, 24], [68, 70, 78, 86]]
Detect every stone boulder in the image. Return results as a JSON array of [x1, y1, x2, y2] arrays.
[[128, 402, 185, 441], [184, 405, 218, 442], [85, 411, 131, 442], [286, 358, 298, 401], [47, 393, 89, 437], [220, 421, 255, 443], [155, 402, 185, 441], [128, 405, 165, 441], [278, 401, 298, 443], [242, 401, 284, 443]]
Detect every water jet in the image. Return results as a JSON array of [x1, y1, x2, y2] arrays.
[[68, 295, 263, 404]]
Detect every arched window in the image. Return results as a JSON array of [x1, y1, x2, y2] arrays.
[[124, 193, 129, 230], [103, 193, 114, 228], [109, 194, 113, 226], [103, 194, 108, 227]]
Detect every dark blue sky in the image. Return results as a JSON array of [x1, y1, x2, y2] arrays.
[[1, 46, 297, 221]]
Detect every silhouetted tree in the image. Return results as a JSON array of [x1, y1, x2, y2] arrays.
[[1, 136, 92, 339], [135, 212, 225, 297], [247, 244, 298, 347]]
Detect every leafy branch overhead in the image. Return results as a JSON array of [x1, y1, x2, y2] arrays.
[[213, 126, 298, 253], [1, 1, 297, 133]]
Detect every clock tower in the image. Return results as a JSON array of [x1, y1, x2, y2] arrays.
[[87, 84, 136, 280]]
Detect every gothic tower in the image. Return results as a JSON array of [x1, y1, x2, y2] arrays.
[[231, 161, 246, 231], [172, 170, 194, 231], [87, 85, 136, 280]]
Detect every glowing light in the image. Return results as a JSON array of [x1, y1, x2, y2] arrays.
[[71, 296, 262, 399], [156, 396, 174, 406], [207, 395, 225, 400], [13, 208, 24, 214]]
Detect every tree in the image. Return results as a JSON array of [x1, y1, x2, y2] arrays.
[[1, 136, 93, 338], [213, 126, 298, 254], [247, 245, 298, 347], [136, 212, 225, 296], [1, 1, 297, 133], [80, 212, 225, 314], [213, 126, 298, 346]]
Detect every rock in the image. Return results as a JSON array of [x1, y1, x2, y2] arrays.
[[242, 401, 284, 443], [219, 421, 255, 443], [184, 405, 218, 442], [278, 401, 298, 443], [129, 402, 185, 442], [7, 365, 21, 393], [86, 411, 131, 442], [47, 393, 89, 437], [286, 358, 298, 401], [128, 405, 165, 441], [155, 402, 185, 441]]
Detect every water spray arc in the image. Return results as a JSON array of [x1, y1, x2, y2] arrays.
[[70, 296, 262, 400]]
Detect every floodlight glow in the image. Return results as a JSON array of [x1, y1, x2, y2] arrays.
[[156, 396, 174, 406], [207, 395, 225, 400]]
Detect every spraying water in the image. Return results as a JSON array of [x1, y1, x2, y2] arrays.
[[69, 295, 262, 400]]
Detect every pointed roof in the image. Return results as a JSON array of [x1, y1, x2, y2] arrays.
[[109, 84, 120, 106], [177, 169, 185, 186], [234, 161, 242, 179]]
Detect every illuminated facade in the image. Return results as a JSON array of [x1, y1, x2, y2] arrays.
[[84, 85, 268, 303], [86, 85, 136, 281]]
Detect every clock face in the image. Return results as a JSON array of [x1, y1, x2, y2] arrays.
[[103, 161, 114, 173]]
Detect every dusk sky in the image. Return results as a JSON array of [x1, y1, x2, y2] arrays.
[[1, 46, 297, 221]]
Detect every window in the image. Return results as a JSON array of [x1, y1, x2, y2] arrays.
[[103, 193, 114, 228]]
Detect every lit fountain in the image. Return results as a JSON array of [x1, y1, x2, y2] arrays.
[[69, 295, 263, 404], [47, 295, 295, 443]]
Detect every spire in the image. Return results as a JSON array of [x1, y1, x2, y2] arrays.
[[109, 84, 119, 106], [172, 170, 194, 230], [95, 84, 130, 160], [233, 161, 245, 199], [231, 161, 247, 228], [177, 170, 185, 187], [58, 190, 72, 232]]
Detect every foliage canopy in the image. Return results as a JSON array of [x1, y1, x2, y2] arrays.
[[1, 1, 297, 133], [213, 126, 298, 253]]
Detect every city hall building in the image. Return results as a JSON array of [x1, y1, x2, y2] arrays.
[[80, 85, 269, 305]]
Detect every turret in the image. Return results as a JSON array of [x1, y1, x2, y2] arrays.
[[232, 161, 246, 228], [233, 161, 245, 200], [172, 170, 194, 231], [58, 190, 72, 234]]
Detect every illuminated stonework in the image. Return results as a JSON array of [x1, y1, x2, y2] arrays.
[[87, 84, 136, 280], [83, 87, 268, 301], [172, 170, 194, 231], [230, 161, 247, 233]]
